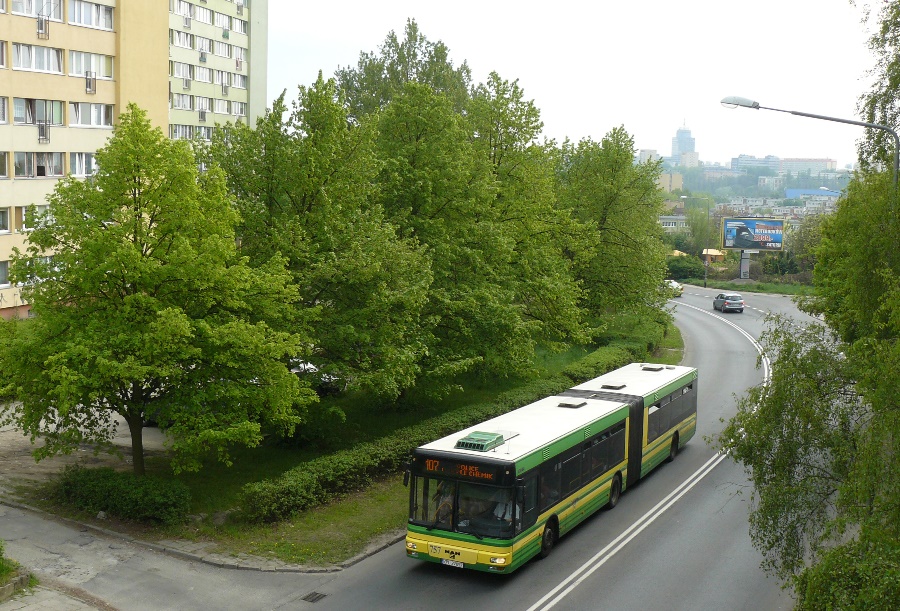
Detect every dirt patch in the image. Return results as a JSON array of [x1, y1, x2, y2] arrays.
[[0, 420, 169, 499]]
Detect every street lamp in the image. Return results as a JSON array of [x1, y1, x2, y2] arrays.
[[681, 195, 712, 288], [720, 96, 900, 189]]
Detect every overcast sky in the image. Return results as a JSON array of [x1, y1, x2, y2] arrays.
[[267, 0, 877, 169]]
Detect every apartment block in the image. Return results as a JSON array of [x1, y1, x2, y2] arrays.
[[0, 0, 268, 319]]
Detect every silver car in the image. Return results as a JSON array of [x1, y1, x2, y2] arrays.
[[713, 293, 744, 313]]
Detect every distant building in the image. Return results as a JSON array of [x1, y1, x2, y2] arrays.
[[758, 175, 784, 189], [731, 154, 781, 173], [671, 126, 695, 163], [679, 151, 700, 168], [657, 173, 684, 192], [780, 158, 837, 176], [659, 215, 689, 233], [638, 149, 661, 164]]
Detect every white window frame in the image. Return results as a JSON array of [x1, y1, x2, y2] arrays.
[[171, 29, 193, 49], [69, 152, 96, 177], [232, 73, 246, 89], [13, 43, 63, 74], [195, 66, 212, 83], [68, 102, 114, 127], [14, 152, 64, 178], [0, 207, 9, 233], [69, 0, 113, 30], [12, 0, 61, 19], [214, 41, 230, 58], [214, 99, 229, 114], [0, 260, 8, 287], [232, 18, 247, 34], [69, 51, 114, 79], [232, 101, 245, 117], [20, 204, 50, 231]]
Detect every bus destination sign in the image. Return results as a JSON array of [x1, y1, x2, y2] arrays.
[[423, 458, 500, 482]]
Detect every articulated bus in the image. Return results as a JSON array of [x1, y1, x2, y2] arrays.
[[404, 362, 698, 574]]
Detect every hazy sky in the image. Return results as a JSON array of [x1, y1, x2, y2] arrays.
[[267, 0, 876, 169]]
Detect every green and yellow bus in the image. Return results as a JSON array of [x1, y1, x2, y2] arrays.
[[404, 362, 698, 573]]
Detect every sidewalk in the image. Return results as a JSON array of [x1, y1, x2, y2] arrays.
[[1, 583, 108, 611]]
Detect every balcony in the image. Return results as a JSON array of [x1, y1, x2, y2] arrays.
[[37, 121, 50, 144], [37, 15, 50, 39]]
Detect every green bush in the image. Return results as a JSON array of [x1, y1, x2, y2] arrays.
[[0, 540, 16, 582], [55, 465, 191, 524], [239, 337, 665, 523]]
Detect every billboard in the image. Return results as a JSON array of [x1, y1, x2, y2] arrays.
[[722, 218, 784, 252]]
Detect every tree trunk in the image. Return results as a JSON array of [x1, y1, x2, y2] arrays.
[[127, 415, 146, 476]]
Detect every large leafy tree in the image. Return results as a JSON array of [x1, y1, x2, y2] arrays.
[[207, 78, 432, 400], [467, 72, 590, 348], [719, 168, 900, 606], [0, 105, 313, 475], [557, 128, 668, 317], [376, 82, 545, 389], [336, 18, 472, 120]]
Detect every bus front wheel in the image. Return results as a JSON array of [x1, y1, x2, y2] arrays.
[[608, 473, 622, 509], [539, 521, 557, 559]]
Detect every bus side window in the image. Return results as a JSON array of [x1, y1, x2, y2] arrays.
[[539, 461, 561, 511], [520, 474, 539, 530]]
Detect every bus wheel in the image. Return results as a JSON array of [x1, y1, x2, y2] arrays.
[[607, 473, 622, 509], [538, 521, 557, 559], [666, 433, 679, 463]]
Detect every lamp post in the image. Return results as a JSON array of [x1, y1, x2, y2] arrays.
[[681, 195, 712, 287], [720, 96, 900, 189]]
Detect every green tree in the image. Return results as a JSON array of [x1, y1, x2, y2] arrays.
[[0, 105, 313, 475], [207, 78, 432, 400], [376, 82, 544, 389], [557, 128, 668, 317], [335, 18, 472, 120], [467, 72, 590, 348]]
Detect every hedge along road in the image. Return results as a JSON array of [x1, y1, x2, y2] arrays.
[[1, 287, 797, 610]]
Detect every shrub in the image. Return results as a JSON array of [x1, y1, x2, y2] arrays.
[[55, 465, 191, 525], [239, 336, 667, 523]]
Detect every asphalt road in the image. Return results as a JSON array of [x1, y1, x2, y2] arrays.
[[1, 284, 809, 610]]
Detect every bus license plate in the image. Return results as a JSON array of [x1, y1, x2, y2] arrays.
[[441, 559, 464, 568]]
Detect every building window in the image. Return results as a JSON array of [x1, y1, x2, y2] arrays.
[[171, 29, 193, 49], [12, 0, 61, 19], [233, 46, 246, 62], [232, 18, 247, 34], [13, 44, 63, 73], [171, 93, 192, 110], [170, 124, 193, 140], [171, 61, 193, 79], [0, 152, 8, 178], [69, 152, 96, 177], [232, 73, 246, 89], [195, 66, 212, 83], [175, 0, 192, 17], [70, 51, 113, 79], [69, 1, 113, 29], [196, 36, 212, 53], [194, 5, 211, 23], [214, 41, 230, 58], [232, 101, 245, 117], [13, 98, 64, 125], [20, 204, 50, 231], [0, 40, 6, 68], [0, 208, 8, 232], [213, 70, 229, 85], [214, 12, 229, 28], [214, 99, 229, 114], [0, 260, 8, 286], [69, 102, 113, 127], [0, 97, 7, 123], [14, 152, 64, 178], [196, 126, 213, 141]]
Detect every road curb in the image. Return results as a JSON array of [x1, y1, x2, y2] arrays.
[[0, 496, 405, 574]]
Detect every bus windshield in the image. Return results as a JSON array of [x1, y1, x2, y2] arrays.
[[410, 475, 518, 539]]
